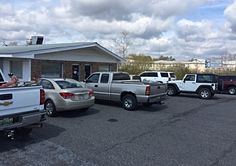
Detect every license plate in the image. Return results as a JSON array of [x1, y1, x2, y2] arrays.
[[0, 117, 13, 125], [75, 94, 89, 100]]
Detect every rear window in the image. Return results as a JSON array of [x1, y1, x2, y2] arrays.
[[160, 73, 168, 77], [197, 75, 218, 83], [113, 73, 130, 80], [55, 80, 83, 89]]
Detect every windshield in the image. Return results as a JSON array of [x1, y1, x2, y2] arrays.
[[55, 80, 83, 89]]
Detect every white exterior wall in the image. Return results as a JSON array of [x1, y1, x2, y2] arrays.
[[35, 48, 120, 63], [2, 59, 10, 81], [22, 59, 31, 81]]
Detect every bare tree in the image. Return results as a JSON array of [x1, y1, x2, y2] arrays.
[[114, 31, 131, 59]]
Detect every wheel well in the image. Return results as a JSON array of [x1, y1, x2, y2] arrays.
[[168, 84, 179, 92], [196, 86, 212, 93], [120, 92, 136, 101], [44, 99, 55, 108], [228, 85, 236, 89]]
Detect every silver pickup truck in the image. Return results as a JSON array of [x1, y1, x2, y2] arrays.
[[85, 72, 167, 110]]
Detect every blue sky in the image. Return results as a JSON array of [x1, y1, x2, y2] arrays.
[[0, 0, 236, 60]]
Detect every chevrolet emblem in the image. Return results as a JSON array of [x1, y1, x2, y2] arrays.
[[0, 101, 13, 106]]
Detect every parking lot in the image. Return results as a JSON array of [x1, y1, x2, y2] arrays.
[[1, 94, 236, 166]]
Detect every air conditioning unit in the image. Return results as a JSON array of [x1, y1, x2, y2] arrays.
[[27, 36, 44, 45]]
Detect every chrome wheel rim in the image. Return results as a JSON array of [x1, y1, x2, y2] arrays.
[[229, 88, 236, 95], [201, 90, 209, 98], [167, 88, 174, 95], [45, 102, 54, 115], [124, 99, 132, 109]]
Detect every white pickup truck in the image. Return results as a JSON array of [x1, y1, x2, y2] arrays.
[[0, 69, 46, 138]]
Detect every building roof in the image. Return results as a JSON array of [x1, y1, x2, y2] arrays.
[[0, 42, 124, 62]]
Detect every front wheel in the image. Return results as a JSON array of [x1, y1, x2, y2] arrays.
[[228, 86, 236, 95], [121, 94, 137, 111], [45, 100, 57, 117], [198, 88, 211, 99]]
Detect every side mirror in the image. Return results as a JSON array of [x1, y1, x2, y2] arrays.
[[183, 79, 186, 83]]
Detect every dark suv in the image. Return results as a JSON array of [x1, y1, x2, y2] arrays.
[[218, 75, 236, 95]]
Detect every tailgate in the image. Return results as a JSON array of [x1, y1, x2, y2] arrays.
[[0, 86, 43, 116], [150, 83, 167, 95]]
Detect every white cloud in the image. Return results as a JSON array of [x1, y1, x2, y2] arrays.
[[224, 0, 236, 32], [0, 0, 236, 60]]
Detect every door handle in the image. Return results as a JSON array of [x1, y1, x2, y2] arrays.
[[94, 85, 98, 87], [192, 82, 196, 84]]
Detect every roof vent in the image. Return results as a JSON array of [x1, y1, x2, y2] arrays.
[[27, 36, 44, 45]]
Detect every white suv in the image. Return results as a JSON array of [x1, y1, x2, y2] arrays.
[[139, 71, 176, 83]]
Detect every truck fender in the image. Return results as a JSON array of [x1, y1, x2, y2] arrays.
[[167, 83, 180, 92], [120, 91, 136, 101]]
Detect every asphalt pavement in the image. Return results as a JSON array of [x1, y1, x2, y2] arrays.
[[1, 94, 236, 166]]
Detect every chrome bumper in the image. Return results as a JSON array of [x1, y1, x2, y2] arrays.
[[0, 110, 46, 131]]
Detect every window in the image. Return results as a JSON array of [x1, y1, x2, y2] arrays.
[[197, 75, 216, 83], [86, 74, 100, 83], [160, 73, 168, 77], [55, 80, 82, 89], [113, 73, 130, 80], [10, 61, 23, 79], [41, 62, 62, 78], [100, 74, 109, 83], [185, 75, 195, 81], [140, 72, 158, 77], [98, 65, 111, 72], [169, 73, 176, 78], [39, 79, 54, 89]]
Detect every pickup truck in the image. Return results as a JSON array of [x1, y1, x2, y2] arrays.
[[167, 73, 218, 99], [0, 69, 46, 138], [218, 75, 236, 95], [84, 72, 167, 111]]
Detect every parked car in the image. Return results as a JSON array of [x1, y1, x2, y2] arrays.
[[167, 73, 218, 99], [218, 75, 236, 95], [38, 78, 95, 117], [139, 71, 176, 84], [0, 69, 46, 138], [84, 72, 167, 111]]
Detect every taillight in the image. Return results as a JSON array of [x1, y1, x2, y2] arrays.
[[59, 92, 75, 99], [40, 89, 45, 105], [145, 85, 151, 96], [88, 89, 94, 97]]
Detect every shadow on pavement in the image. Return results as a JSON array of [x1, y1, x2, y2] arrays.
[[138, 104, 168, 112], [0, 123, 65, 153], [54, 108, 100, 118], [168, 93, 222, 100]]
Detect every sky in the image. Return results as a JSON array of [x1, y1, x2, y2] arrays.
[[0, 0, 236, 60]]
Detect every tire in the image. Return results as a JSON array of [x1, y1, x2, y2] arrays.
[[167, 86, 177, 96], [45, 100, 57, 117], [121, 94, 137, 111], [198, 88, 211, 99], [228, 86, 236, 95]]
